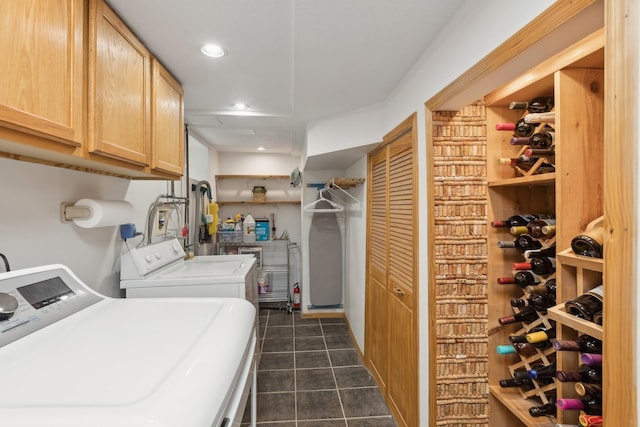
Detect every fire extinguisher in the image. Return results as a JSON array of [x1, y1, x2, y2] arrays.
[[292, 282, 301, 309]]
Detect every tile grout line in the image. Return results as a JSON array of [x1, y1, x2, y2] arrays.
[[321, 320, 349, 427], [292, 311, 298, 427], [256, 312, 397, 427]]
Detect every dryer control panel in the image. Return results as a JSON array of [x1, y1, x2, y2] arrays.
[[0, 265, 103, 348], [120, 238, 187, 279]]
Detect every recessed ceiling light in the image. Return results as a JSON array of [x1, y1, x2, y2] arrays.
[[232, 103, 249, 111], [200, 44, 225, 58], [257, 146, 267, 151]]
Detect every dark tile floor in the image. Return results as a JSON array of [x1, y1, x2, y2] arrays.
[[242, 307, 397, 426]]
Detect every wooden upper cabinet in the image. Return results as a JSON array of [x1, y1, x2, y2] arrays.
[[0, 0, 84, 146], [151, 59, 184, 177], [88, 0, 150, 167]]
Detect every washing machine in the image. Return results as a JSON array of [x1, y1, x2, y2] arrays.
[[119, 238, 258, 314], [0, 264, 256, 426], [119, 237, 261, 371]]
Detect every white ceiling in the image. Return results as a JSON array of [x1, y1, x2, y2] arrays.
[[106, 0, 466, 158]]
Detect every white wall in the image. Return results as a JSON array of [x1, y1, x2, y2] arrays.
[[305, 104, 385, 159], [188, 133, 210, 182], [216, 152, 300, 175], [342, 157, 367, 351], [0, 157, 181, 297]]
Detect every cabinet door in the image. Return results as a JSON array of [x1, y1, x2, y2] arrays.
[[366, 114, 418, 427], [366, 148, 390, 393], [0, 0, 84, 145], [386, 133, 418, 427], [88, 0, 150, 166], [151, 59, 184, 177]]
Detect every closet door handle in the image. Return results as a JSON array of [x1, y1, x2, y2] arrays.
[[392, 287, 405, 297]]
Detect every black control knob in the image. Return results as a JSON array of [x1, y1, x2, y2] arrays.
[[0, 293, 18, 320]]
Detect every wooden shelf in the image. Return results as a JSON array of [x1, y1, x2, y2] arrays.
[[547, 303, 603, 340], [215, 175, 301, 207], [488, 173, 555, 188], [326, 177, 364, 188], [489, 386, 556, 427], [556, 247, 603, 272]]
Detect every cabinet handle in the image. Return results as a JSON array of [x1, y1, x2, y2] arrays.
[[392, 287, 405, 297]]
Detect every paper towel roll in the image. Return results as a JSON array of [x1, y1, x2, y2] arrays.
[[72, 199, 134, 228]]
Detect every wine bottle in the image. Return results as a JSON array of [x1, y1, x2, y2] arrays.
[[512, 129, 555, 149], [515, 341, 549, 355], [509, 328, 540, 344], [530, 128, 555, 148], [491, 214, 540, 228], [509, 126, 555, 149], [540, 224, 556, 238], [581, 353, 603, 366], [514, 226, 556, 240], [565, 285, 603, 322], [497, 271, 542, 288], [551, 335, 602, 354], [513, 362, 556, 380], [524, 243, 556, 259], [497, 155, 538, 168], [575, 382, 602, 397], [498, 306, 539, 325], [496, 119, 539, 137], [498, 156, 555, 174], [511, 292, 556, 313], [513, 257, 556, 276], [529, 401, 557, 417], [571, 226, 604, 258], [496, 344, 516, 355], [524, 146, 556, 157], [509, 96, 554, 113], [593, 310, 603, 326], [508, 225, 529, 236], [499, 377, 535, 391], [498, 341, 550, 356], [556, 365, 602, 383], [527, 219, 556, 239], [524, 111, 555, 124], [505, 333, 551, 351], [526, 326, 555, 344], [580, 415, 604, 426], [556, 396, 602, 415], [497, 234, 543, 252], [525, 278, 556, 296]]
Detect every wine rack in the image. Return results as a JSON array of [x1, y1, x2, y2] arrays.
[[485, 29, 604, 426]]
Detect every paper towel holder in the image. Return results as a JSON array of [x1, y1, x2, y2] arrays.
[[60, 202, 94, 223]]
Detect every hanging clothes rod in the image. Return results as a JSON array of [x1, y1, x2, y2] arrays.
[[325, 183, 361, 204], [303, 188, 345, 213]]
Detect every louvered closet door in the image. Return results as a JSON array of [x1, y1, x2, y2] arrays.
[[386, 131, 418, 427], [366, 147, 390, 393], [365, 114, 418, 427]]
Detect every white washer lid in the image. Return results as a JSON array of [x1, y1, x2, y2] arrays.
[[121, 256, 256, 289], [0, 297, 255, 426], [163, 255, 253, 277]]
